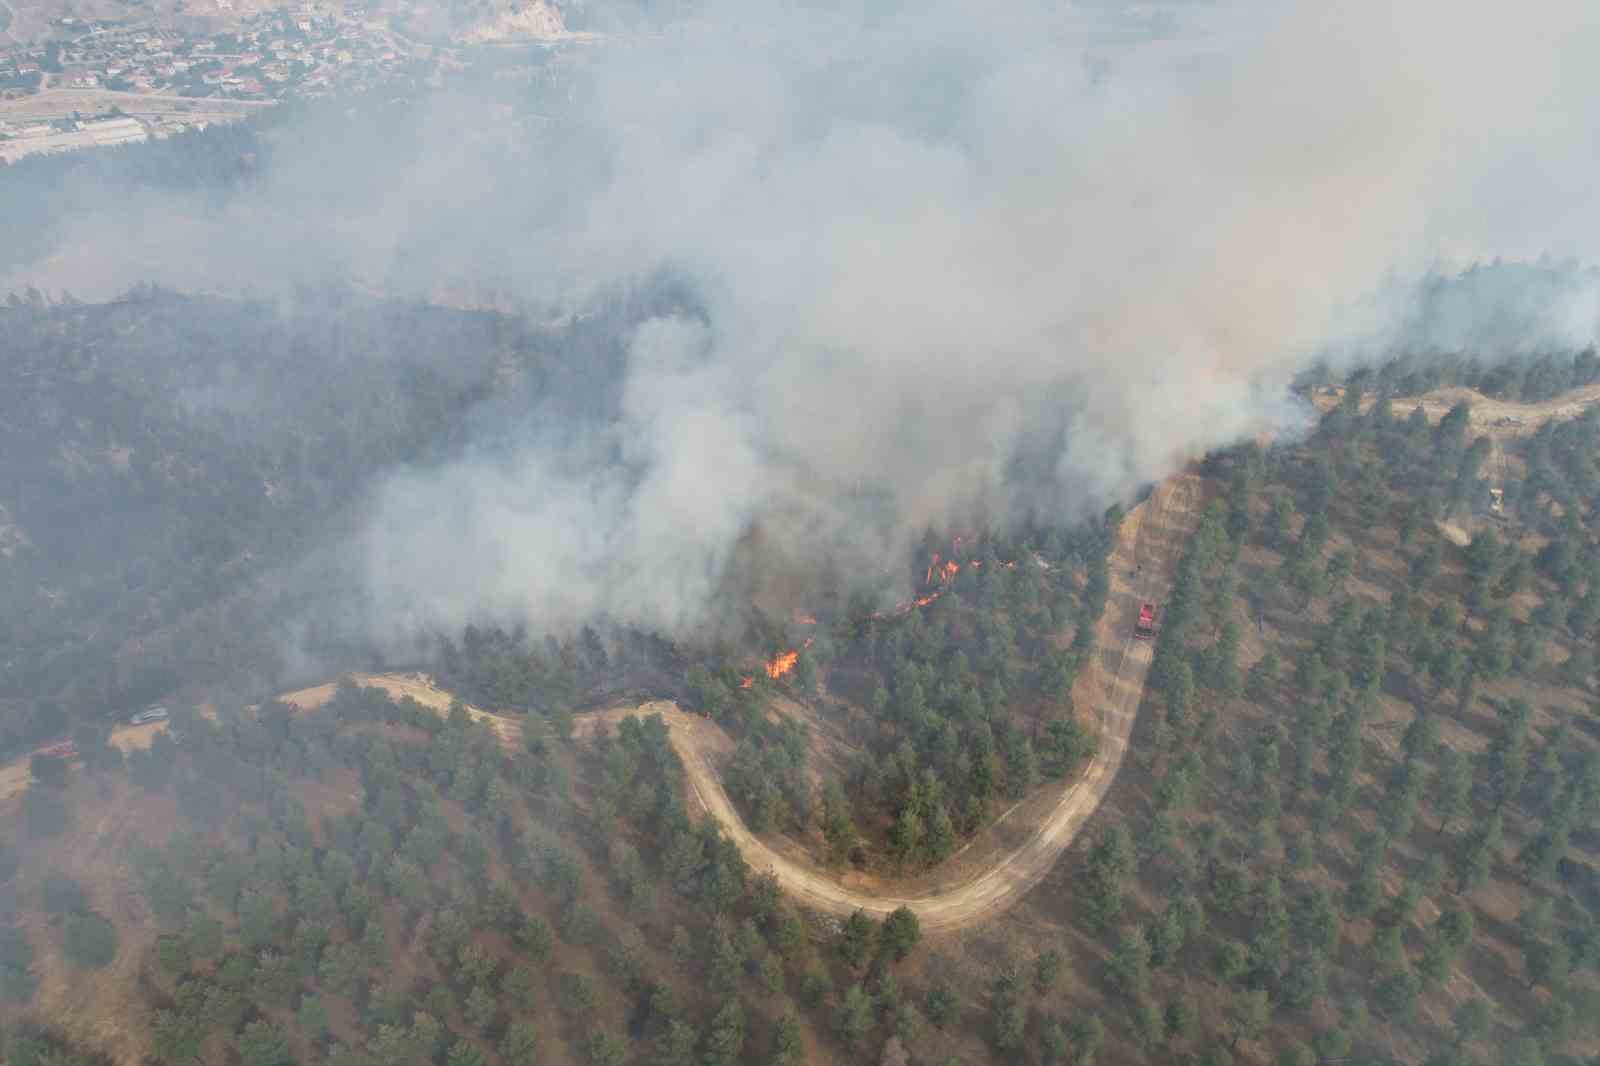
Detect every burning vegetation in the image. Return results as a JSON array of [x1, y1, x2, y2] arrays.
[[695, 522, 1107, 881], [739, 544, 1038, 687]]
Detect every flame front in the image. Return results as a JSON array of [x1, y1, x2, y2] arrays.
[[765, 649, 800, 679], [924, 552, 965, 587], [736, 539, 1028, 685], [738, 646, 805, 688]]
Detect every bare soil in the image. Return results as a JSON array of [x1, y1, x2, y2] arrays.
[[278, 671, 523, 746], [0, 720, 169, 802], [1312, 382, 1600, 435], [1313, 382, 1600, 550]]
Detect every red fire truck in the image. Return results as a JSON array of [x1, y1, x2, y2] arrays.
[[1134, 602, 1159, 639]]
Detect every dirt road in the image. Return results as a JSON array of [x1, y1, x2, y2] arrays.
[[0, 718, 174, 802], [278, 672, 523, 747], [0, 88, 274, 116], [0, 673, 507, 804], [1313, 382, 1600, 546], [1312, 382, 1600, 437], [323, 477, 1199, 930], [1, 467, 1199, 933], [590, 472, 1203, 931]]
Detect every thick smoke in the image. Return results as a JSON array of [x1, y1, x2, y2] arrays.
[[10, 0, 1600, 644]]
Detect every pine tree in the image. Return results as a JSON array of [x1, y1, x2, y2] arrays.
[[703, 1000, 746, 1066]]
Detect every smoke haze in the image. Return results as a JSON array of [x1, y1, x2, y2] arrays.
[[8, 0, 1600, 644]]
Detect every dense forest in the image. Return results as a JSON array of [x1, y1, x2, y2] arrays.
[[703, 516, 1105, 870], [1052, 356, 1600, 1066], [0, 680, 928, 1066], [0, 346, 1596, 1066], [3, 234, 1600, 1066], [431, 510, 1110, 871]]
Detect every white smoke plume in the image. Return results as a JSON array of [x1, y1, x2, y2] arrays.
[[9, 0, 1600, 643]]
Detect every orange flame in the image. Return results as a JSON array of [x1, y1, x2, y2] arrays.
[[856, 537, 1043, 627], [740, 676, 753, 689], [765, 649, 800, 679], [797, 613, 818, 626], [926, 551, 968, 585]]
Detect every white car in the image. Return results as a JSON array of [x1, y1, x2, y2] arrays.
[[130, 706, 169, 726]]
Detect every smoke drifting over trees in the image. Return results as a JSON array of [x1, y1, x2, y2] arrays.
[[7, 0, 1600, 644]]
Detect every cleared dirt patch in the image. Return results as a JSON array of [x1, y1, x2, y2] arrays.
[[1312, 382, 1600, 436], [279, 671, 523, 746], [0, 757, 33, 802]]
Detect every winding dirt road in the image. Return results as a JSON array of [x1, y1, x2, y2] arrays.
[[1312, 382, 1600, 437], [590, 471, 1204, 931], [7, 472, 1206, 933], [8, 379, 1594, 937]]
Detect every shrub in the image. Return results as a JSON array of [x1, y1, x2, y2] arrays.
[[28, 755, 68, 790], [0, 925, 36, 1002], [61, 911, 117, 968], [38, 873, 87, 916], [22, 790, 70, 838]]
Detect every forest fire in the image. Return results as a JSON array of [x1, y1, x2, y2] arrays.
[[742, 544, 1010, 685], [765, 649, 800, 679], [739, 640, 811, 688], [924, 548, 991, 587]]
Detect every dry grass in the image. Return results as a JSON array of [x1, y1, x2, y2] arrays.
[[4, 777, 179, 1063]]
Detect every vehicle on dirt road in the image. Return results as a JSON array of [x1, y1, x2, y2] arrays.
[[129, 705, 169, 726], [1134, 602, 1159, 639]]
